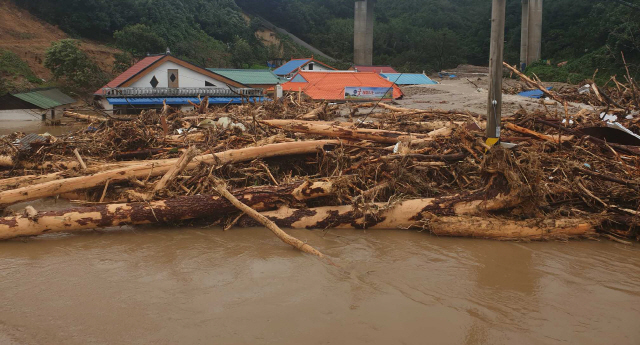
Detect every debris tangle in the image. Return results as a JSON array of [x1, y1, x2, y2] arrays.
[[0, 81, 639, 248]]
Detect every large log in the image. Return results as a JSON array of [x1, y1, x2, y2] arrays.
[[246, 204, 596, 240], [0, 180, 336, 240], [262, 120, 450, 144], [63, 111, 107, 122], [0, 155, 13, 168], [0, 140, 338, 208]]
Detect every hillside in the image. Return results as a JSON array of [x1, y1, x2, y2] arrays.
[[0, 0, 118, 92]]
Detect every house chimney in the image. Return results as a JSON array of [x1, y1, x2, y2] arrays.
[[166, 47, 171, 55]]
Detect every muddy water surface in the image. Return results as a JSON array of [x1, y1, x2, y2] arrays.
[[0, 110, 84, 136], [0, 226, 638, 345]]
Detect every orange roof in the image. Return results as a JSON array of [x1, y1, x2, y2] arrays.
[[281, 71, 403, 100]]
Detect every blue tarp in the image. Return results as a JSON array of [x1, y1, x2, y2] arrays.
[[106, 97, 267, 105], [381, 73, 438, 85], [517, 87, 553, 99]]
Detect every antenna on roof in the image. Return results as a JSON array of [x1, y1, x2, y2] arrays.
[[166, 47, 171, 55]]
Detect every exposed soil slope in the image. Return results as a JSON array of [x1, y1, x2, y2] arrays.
[[0, 0, 119, 82]]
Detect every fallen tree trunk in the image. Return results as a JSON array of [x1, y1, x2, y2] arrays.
[[238, 189, 521, 229], [0, 180, 336, 240], [0, 140, 338, 208], [244, 205, 596, 240], [262, 120, 450, 144], [0, 155, 13, 168], [63, 111, 107, 122], [152, 146, 197, 193]]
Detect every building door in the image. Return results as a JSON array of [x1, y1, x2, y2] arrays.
[[168, 69, 179, 88]]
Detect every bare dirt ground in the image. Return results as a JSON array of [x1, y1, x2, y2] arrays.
[[397, 75, 592, 116]]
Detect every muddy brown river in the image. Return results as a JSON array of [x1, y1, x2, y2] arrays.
[[1, 118, 639, 344], [0, 227, 639, 344]]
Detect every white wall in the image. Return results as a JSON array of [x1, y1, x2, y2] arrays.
[[130, 61, 229, 88], [299, 62, 332, 72]]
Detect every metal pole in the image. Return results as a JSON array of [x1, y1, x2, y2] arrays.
[[486, 0, 506, 144]]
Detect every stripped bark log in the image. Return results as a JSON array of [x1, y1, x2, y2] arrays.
[[262, 120, 450, 144], [213, 180, 331, 263], [245, 204, 596, 240], [299, 103, 326, 120], [152, 146, 197, 193], [73, 148, 87, 170], [0, 180, 336, 240], [0, 155, 13, 168], [504, 123, 574, 143], [63, 111, 107, 122], [0, 140, 338, 208]]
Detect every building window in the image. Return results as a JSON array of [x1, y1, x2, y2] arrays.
[[308, 63, 314, 71], [150, 76, 159, 88], [205, 81, 215, 87]]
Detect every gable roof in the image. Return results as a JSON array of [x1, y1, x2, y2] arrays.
[[281, 71, 403, 101], [12, 88, 75, 109], [206, 68, 280, 85], [351, 65, 398, 74], [381, 73, 438, 85], [272, 58, 336, 76], [95, 54, 248, 95], [102, 55, 164, 91]]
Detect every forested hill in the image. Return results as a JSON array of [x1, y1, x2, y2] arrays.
[[5, 0, 640, 92], [236, 0, 640, 81]]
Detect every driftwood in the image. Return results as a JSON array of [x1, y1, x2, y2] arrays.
[[503, 62, 564, 104], [152, 146, 198, 193], [213, 180, 331, 262], [0, 155, 13, 168], [299, 103, 326, 120], [0, 140, 338, 208], [504, 123, 574, 143], [262, 120, 451, 144], [245, 205, 596, 240], [63, 111, 107, 122], [0, 180, 336, 240], [73, 148, 88, 170]]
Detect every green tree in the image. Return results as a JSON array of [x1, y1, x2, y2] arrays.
[[114, 24, 167, 58], [174, 32, 230, 68], [44, 39, 107, 92], [112, 52, 134, 74], [231, 36, 254, 68]]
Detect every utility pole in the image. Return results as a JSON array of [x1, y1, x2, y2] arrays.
[[486, 0, 506, 145]]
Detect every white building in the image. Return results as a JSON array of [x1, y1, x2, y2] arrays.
[[94, 53, 263, 114]]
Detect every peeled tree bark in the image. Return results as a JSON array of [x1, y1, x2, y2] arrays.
[[63, 111, 107, 122], [262, 120, 451, 144], [239, 191, 597, 240], [0, 140, 338, 209], [0, 180, 336, 240], [247, 204, 597, 240]]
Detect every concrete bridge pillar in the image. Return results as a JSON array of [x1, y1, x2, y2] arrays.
[[520, 0, 543, 70], [354, 0, 375, 66]]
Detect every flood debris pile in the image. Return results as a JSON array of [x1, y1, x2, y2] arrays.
[[0, 82, 638, 247]]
